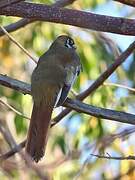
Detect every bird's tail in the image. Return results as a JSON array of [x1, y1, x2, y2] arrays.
[[25, 103, 52, 162]]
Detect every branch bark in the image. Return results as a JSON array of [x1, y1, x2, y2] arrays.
[[0, 140, 26, 160], [0, 74, 135, 125], [0, 0, 76, 37], [0, 18, 33, 37], [0, 74, 30, 95], [0, 0, 24, 8], [65, 98, 135, 125], [114, 0, 135, 7], [1, 2, 135, 35]]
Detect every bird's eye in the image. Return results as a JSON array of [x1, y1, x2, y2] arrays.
[[65, 38, 76, 49]]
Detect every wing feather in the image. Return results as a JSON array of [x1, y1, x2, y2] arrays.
[[56, 65, 81, 106]]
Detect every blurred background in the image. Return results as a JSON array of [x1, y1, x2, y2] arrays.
[[0, 0, 135, 179]]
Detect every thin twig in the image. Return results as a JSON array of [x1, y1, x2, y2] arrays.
[[91, 153, 135, 160], [1, 99, 135, 160], [73, 127, 135, 179], [2, 122, 135, 162], [0, 99, 30, 120], [103, 82, 135, 93], [0, 25, 37, 64]]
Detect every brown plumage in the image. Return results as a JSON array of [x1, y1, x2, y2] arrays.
[[25, 35, 82, 162]]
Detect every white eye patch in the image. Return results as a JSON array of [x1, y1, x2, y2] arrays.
[[65, 38, 75, 49]]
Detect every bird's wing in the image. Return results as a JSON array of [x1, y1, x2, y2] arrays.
[[56, 65, 81, 107]]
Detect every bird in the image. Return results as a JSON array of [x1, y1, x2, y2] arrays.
[[25, 35, 82, 163]]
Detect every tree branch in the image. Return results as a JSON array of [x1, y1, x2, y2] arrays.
[[103, 82, 135, 93], [0, 74, 135, 125], [65, 98, 135, 125], [0, 0, 24, 8], [91, 153, 135, 160], [0, 120, 16, 148], [77, 41, 135, 100], [52, 0, 77, 7], [0, 140, 26, 161], [0, 74, 30, 95], [114, 0, 135, 7], [0, 0, 76, 37], [1, 2, 135, 35], [0, 18, 34, 37]]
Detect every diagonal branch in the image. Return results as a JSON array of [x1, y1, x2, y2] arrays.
[[103, 82, 135, 93], [0, 140, 26, 160], [0, 99, 30, 120], [77, 41, 135, 100], [1, 2, 135, 35], [0, 25, 37, 63], [0, 120, 16, 148], [0, 18, 34, 37]]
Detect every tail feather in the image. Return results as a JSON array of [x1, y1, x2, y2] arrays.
[[25, 103, 52, 162]]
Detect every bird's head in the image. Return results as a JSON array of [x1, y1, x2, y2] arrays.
[[50, 35, 76, 51]]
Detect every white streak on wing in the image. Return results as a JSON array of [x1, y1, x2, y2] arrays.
[[54, 66, 80, 108], [54, 88, 62, 107], [65, 66, 79, 87]]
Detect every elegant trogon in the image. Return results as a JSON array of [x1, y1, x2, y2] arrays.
[[25, 35, 82, 162]]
